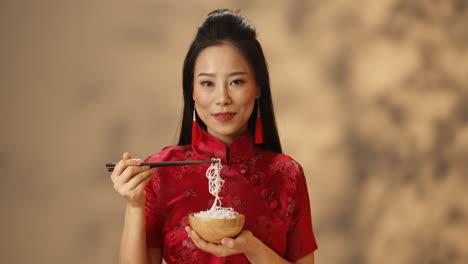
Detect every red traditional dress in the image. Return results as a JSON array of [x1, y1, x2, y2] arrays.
[[144, 129, 318, 263]]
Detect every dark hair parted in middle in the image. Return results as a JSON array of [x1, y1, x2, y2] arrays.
[[178, 9, 282, 153]]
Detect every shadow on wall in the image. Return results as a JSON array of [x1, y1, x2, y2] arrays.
[[321, 1, 468, 263]]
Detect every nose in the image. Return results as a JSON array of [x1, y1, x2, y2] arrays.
[[215, 83, 232, 106]]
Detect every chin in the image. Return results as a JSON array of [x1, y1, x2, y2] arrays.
[[210, 126, 244, 138]]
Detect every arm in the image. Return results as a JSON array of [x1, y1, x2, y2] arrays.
[[119, 205, 162, 264], [244, 233, 314, 264], [111, 153, 163, 264], [186, 228, 315, 264]]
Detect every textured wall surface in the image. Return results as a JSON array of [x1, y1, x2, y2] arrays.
[[1, 0, 467, 263]]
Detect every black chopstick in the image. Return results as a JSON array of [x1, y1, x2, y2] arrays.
[[106, 160, 217, 172]]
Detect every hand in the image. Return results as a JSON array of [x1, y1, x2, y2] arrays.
[[185, 226, 257, 258], [110, 152, 156, 207]]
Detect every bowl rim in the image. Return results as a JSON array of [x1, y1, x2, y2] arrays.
[[189, 212, 245, 220]]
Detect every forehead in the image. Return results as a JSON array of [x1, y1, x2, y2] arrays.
[[194, 44, 252, 74]]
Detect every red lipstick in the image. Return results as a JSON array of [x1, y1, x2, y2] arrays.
[[212, 112, 236, 121]]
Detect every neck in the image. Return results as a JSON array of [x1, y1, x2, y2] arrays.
[[207, 126, 248, 146]]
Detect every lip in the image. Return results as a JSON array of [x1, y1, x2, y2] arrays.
[[212, 112, 237, 122]]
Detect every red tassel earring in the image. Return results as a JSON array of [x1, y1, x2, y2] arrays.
[[255, 99, 264, 144], [192, 106, 203, 145]]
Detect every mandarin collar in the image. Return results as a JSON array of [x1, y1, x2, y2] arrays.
[[192, 129, 256, 165]]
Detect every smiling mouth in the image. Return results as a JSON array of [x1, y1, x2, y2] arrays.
[[213, 113, 235, 117], [212, 112, 236, 121]]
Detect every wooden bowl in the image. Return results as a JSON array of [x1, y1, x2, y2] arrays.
[[188, 213, 245, 244]]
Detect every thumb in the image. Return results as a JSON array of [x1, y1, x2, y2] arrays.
[[221, 238, 235, 249], [122, 152, 132, 160]]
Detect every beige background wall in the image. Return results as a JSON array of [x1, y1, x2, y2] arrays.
[[1, 0, 467, 263]]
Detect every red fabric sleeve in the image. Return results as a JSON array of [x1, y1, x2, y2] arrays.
[[144, 160, 163, 248], [285, 165, 318, 262]]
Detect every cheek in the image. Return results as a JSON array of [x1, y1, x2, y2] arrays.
[[237, 91, 257, 109], [193, 88, 210, 106], [192, 86, 201, 101], [238, 98, 256, 119]]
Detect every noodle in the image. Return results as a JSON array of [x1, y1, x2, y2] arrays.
[[193, 158, 239, 219]]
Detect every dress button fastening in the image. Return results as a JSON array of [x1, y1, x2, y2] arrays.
[[270, 200, 279, 210]]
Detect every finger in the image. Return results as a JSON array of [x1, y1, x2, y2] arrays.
[[203, 240, 227, 257], [123, 152, 132, 160], [117, 164, 152, 185], [186, 227, 207, 248], [112, 157, 141, 179], [221, 238, 235, 249], [124, 168, 155, 190], [125, 168, 156, 191], [186, 228, 239, 257], [112, 158, 144, 181], [188, 228, 226, 256], [222, 230, 252, 253], [119, 173, 153, 200], [186, 227, 205, 245], [110, 153, 131, 183], [114, 152, 133, 179]]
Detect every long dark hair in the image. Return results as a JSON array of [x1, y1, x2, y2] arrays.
[[177, 9, 282, 153]]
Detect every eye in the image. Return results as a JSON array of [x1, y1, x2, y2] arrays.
[[201, 81, 214, 87], [230, 79, 244, 86]]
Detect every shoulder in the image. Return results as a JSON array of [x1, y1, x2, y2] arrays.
[[260, 149, 305, 175], [259, 150, 307, 190], [145, 144, 194, 162]]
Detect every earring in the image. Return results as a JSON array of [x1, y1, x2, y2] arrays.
[[192, 106, 203, 145], [255, 99, 264, 144]]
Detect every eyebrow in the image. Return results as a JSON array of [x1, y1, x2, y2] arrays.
[[197, 72, 248, 77]]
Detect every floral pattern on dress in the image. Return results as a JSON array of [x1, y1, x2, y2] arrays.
[[144, 129, 317, 263]]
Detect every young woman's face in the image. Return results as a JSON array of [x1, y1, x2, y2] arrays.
[[193, 44, 260, 145]]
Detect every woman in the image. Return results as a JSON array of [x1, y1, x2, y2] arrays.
[[111, 9, 318, 264]]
